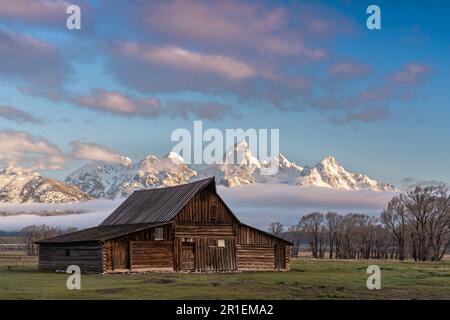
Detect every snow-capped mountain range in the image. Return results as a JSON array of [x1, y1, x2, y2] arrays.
[[0, 141, 396, 203], [66, 141, 396, 200], [0, 163, 91, 203]]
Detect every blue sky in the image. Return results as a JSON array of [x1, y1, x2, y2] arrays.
[[0, 0, 449, 188]]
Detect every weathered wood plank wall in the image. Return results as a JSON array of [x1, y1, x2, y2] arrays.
[[38, 242, 103, 272], [103, 224, 174, 272]]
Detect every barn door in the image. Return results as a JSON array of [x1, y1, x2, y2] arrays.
[[181, 243, 195, 271], [113, 241, 130, 270], [275, 245, 286, 270]]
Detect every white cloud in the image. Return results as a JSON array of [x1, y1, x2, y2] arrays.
[[0, 131, 66, 170], [117, 43, 256, 81], [71, 141, 131, 165], [218, 184, 398, 229]]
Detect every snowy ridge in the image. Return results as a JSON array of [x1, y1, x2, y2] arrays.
[[0, 163, 92, 203], [66, 141, 396, 199], [65, 153, 196, 199]]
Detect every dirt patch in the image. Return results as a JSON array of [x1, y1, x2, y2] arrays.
[[96, 287, 127, 294], [142, 278, 176, 284]]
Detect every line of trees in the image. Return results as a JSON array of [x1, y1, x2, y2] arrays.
[[21, 225, 77, 256], [278, 185, 450, 261]]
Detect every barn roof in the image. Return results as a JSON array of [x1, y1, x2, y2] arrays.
[[100, 177, 217, 225], [36, 222, 169, 244]]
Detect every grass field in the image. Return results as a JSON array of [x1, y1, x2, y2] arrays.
[[0, 252, 449, 300]]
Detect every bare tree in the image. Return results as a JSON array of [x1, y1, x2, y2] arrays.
[[325, 212, 338, 259], [299, 212, 327, 258], [268, 222, 284, 236], [427, 185, 450, 260], [381, 196, 407, 260], [21, 225, 78, 256], [401, 186, 440, 261], [286, 224, 302, 256]]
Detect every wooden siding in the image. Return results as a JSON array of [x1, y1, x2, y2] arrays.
[[237, 224, 285, 245], [176, 190, 235, 224], [38, 242, 103, 273], [174, 237, 236, 271], [130, 241, 173, 270], [236, 224, 293, 271], [194, 237, 237, 271], [103, 224, 174, 272], [236, 245, 275, 270], [175, 223, 234, 237]]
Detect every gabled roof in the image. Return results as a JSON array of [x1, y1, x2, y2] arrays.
[[36, 222, 169, 244], [100, 177, 217, 225]]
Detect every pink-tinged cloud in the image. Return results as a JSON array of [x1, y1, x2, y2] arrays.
[[108, 40, 312, 108], [117, 43, 256, 81], [360, 85, 395, 102], [0, 30, 68, 87], [329, 61, 371, 77], [70, 89, 162, 117], [70, 88, 236, 121], [0, 106, 41, 124], [0, 131, 66, 170], [342, 107, 391, 123], [71, 141, 130, 165], [165, 101, 239, 121], [0, 0, 69, 24], [134, 0, 304, 56], [392, 63, 430, 84]]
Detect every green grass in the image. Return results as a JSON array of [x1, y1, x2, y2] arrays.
[[0, 255, 449, 299]]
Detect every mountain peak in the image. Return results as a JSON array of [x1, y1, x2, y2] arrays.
[[164, 151, 184, 164], [0, 163, 90, 203], [224, 140, 260, 168], [320, 156, 340, 167]]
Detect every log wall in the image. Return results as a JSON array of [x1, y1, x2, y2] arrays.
[[236, 224, 292, 271], [236, 245, 275, 270], [38, 242, 103, 273]]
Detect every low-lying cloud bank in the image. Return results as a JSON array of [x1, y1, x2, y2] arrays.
[[0, 199, 121, 231], [218, 184, 398, 229], [0, 184, 398, 231]]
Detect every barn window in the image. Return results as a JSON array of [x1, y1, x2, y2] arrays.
[[208, 239, 226, 247], [154, 227, 164, 240], [65, 249, 70, 256]]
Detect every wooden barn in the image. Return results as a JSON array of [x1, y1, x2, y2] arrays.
[[37, 177, 292, 273]]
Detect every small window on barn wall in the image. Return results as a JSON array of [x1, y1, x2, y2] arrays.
[[65, 249, 70, 256], [208, 239, 226, 247], [154, 227, 164, 240]]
